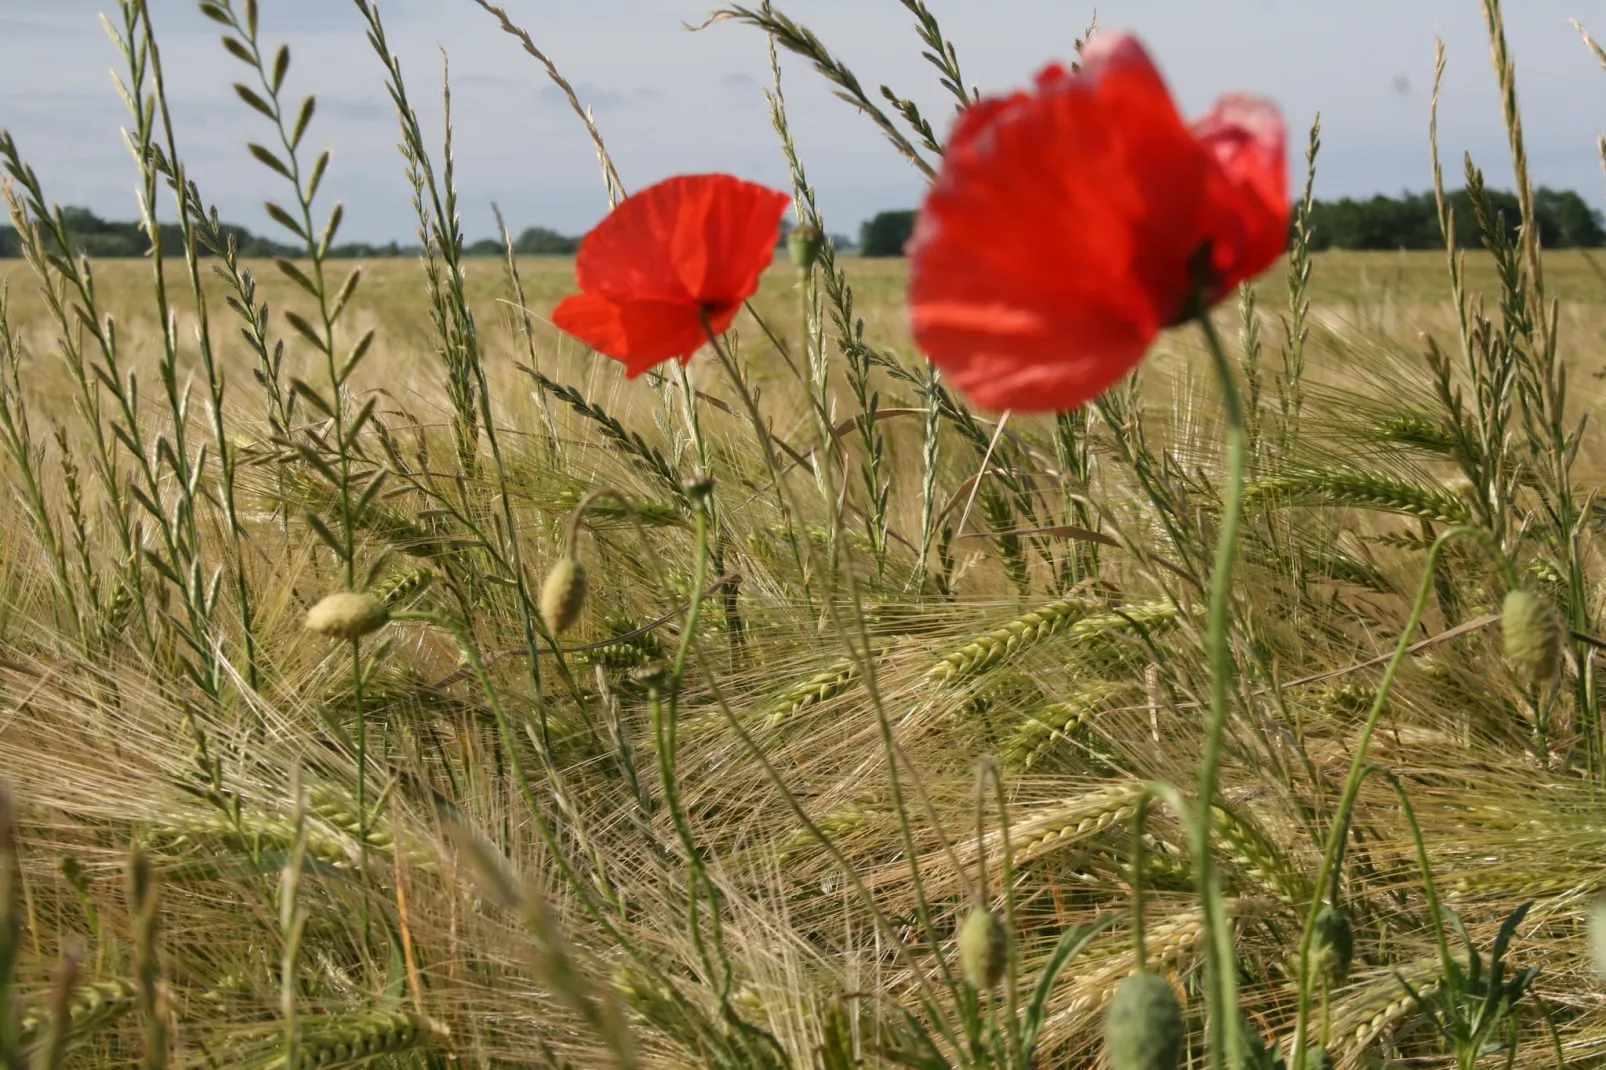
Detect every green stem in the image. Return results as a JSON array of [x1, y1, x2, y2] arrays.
[[983, 763, 1021, 1067], [659, 497, 732, 992], [1130, 794, 1152, 970], [1288, 524, 1503, 1066], [1194, 307, 1247, 1070], [389, 609, 685, 987], [351, 636, 368, 941]]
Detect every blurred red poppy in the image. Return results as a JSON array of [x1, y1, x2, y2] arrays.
[[553, 173, 792, 377], [908, 32, 1288, 412]]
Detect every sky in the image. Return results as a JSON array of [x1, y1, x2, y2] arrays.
[[0, 0, 1603, 244]]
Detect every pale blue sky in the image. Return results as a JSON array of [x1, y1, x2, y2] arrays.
[[1, 0, 1603, 242]]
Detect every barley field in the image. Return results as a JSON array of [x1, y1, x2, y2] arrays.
[[3, 2, 1606, 1069]]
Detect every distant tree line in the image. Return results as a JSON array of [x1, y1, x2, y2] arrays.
[[0, 209, 866, 260], [855, 187, 1606, 258], [0, 207, 592, 260], [1305, 187, 1604, 250]]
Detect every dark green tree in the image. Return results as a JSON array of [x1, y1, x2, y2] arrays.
[[859, 210, 917, 257]]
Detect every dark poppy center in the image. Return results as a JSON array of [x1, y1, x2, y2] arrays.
[[1168, 240, 1220, 326]]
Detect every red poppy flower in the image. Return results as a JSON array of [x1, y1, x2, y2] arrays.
[[552, 173, 792, 377], [908, 32, 1288, 413]]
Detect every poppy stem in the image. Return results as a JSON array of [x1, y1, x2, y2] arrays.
[[1193, 304, 1247, 1070]]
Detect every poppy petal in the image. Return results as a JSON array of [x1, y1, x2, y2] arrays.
[[1076, 33, 1214, 322], [551, 292, 709, 378], [1193, 95, 1290, 296], [674, 177, 792, 303], [575, 174, 789, 307], [913, 68, 1156, 334], [911, 297, 1151, 412], [910, 37, 1206, 412]]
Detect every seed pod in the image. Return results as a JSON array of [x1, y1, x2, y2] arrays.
[[540, 557, 588, 635], [956, 907, 1007, 990], [1502, 588, 1563, 688], [1311, 904, 1354, 988], [305, 591, 390, 640], [787, 223, 823, 271], [1105, 972, 1184, 1070]]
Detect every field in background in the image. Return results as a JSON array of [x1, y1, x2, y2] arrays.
[[5, 2, 1606, 1068], [7, 249, 1606, 400]]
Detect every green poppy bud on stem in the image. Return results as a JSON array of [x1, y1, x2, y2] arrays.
[[1302, 1044, 1335, 1070], [1502, 588, 1563, 689], [787, 223, 822, 272], [1105, 972, 1184, 1070], [1590, 895, 1606, 979], [304, 592, 390, 640], [540, 557, 588, 635], [681, 475, 716, 505], [956, 906, 1006, 990], [1311, 904, 1354, 988]]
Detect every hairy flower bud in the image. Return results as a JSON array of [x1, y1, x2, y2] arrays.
[[1105, 972, 1184, 1070], [957, 907, 1007, 990], [1502, 588, 1562, 689], [1302, 1044, 1335, 1070], [540, 556, 588, 635], [1311, 904, 1354, 988], [787, 222, 823, 271], [304, 592, 390, 640]]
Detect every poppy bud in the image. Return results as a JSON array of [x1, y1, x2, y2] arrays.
[[1311, 904, 1354, 988], [787, 223, 823, 271], [630, 661, 670, 692], [1302, 1044, 1335, 1070], [956, 907, 1007, 990], [681, 475, 716, 504], [1236, 1016, 1280, 1070], [1502, 588, 1563, 688], [1590, 895, 1606, 979], [304, 591, 390, 640], [1105, 971, 1184, 1070], [540, 556, 588, 635]]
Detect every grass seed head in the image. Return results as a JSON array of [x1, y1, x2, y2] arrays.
[[957, 906, 1007, 990], [540, 556, 588, 635], [1502, 587, 1563, 688]]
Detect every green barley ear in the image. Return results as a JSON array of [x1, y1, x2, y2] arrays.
[[1105, 972, 1184, 1070], [1311, 904, 1355, 988], [1501, 588, 1562, 688], [956, 907, 1006, 990], [304, 592, 391, 640]]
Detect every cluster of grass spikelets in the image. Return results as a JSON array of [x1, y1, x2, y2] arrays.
[[1, 0, 1605, 1067]]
